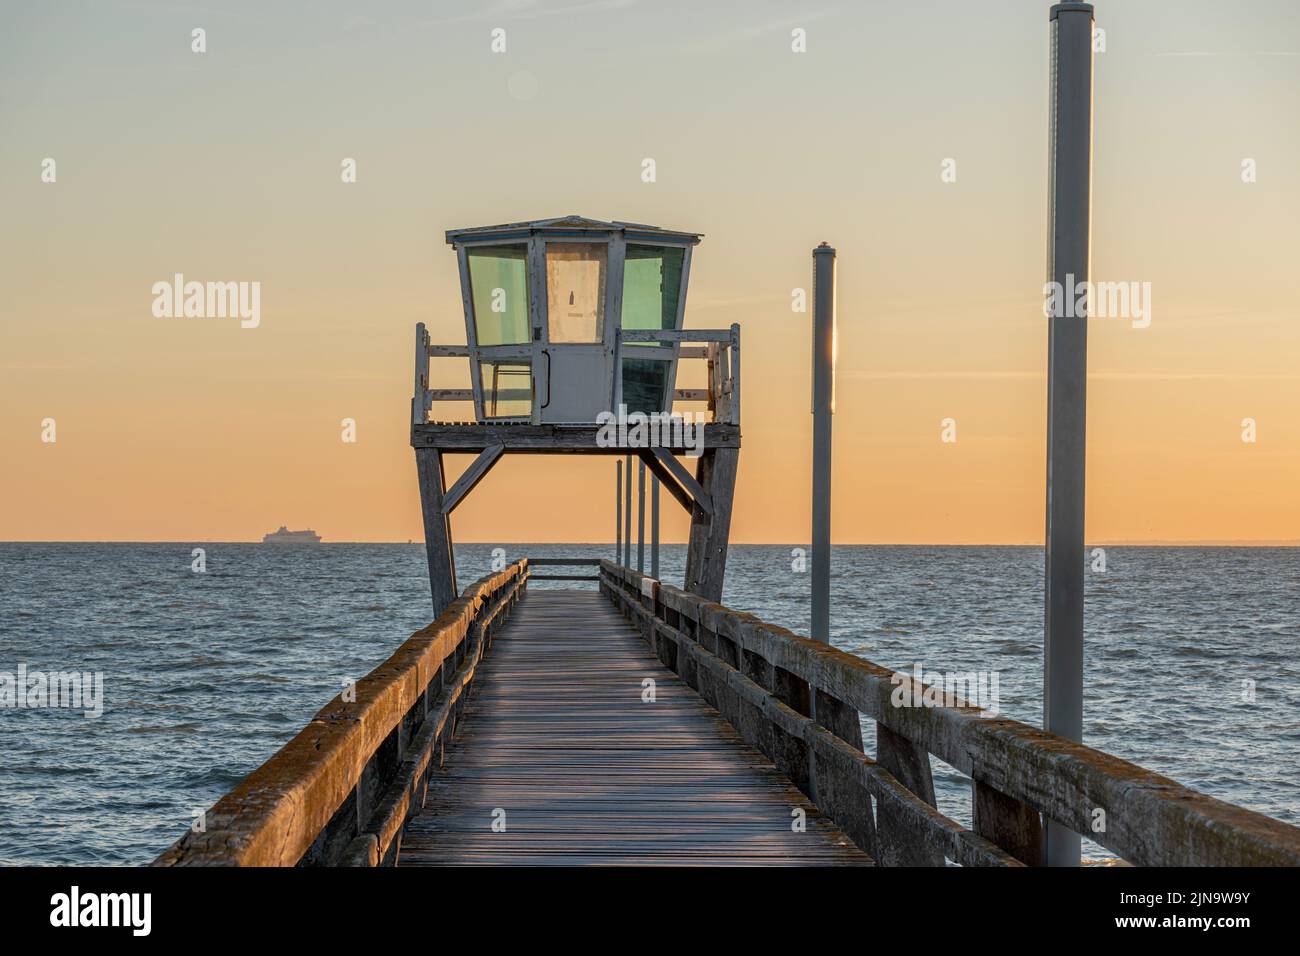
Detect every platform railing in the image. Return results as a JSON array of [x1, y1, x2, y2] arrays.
[[154, 561, 529, 867], [526, 556, 602, 583], [411, 322, 741, 426], [600, 561, 1300, 867], [615, 325, 741, 425]]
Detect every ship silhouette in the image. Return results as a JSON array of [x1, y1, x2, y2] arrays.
[[262, 526, 321, 544]]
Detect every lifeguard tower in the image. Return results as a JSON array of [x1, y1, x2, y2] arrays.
[[410, 215, 741, 615]]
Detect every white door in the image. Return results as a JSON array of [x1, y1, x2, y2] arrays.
[[539, 240, 613, 423], [538, 345, 610, 422]]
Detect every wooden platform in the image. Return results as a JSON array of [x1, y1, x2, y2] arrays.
[[398, 589, 872, 866]]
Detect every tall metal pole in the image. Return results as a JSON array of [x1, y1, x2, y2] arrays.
[[1044, 0, 1094, 867], [651, 476, 660, 579], [811, 243, 836, 645], [637, 459, 646, 572], [616, 458, 622, 564], [623, 454, 632, 567]]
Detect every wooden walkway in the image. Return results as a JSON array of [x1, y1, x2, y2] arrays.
[[399, 589, 872, 866]]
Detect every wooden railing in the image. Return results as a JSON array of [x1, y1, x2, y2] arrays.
[[411, 322, 741, 426], [154, 561, 528, 867], [600, 561, 1300, 867], [526, 556, 602, 583], [615, 325, 741, 425]]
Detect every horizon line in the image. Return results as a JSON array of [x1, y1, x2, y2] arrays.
[[4, 539, 1300, 548]]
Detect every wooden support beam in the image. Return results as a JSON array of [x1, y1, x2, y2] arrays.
[[649, 449, 711, 515], [415, 448, 457, 616], [637, 450, 694, 518], [441, 444, 504, 516], [683, 446, 738, 602]]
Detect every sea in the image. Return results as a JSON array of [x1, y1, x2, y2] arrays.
[[2, 542, 1298, 865]]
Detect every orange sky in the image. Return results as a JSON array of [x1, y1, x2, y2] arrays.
[[3, 1, 1299, 544]]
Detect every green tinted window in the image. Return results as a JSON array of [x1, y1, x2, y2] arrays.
[[468, 245, 530, 346], [479, 361, 532, 419], [621, 357, 670, 414], [621, 245, 684, 341]]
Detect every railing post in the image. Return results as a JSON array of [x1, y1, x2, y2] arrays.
[[412, 323, 429, 427], [651, 476, 660, 579], [973, 777, 1044, 866], [875, 724, 944, 866], [637, 458, 646, 572], [729, 323, 741, 425], [615, 459, 622, 564], [1044, 0, 1094, 868], [623, 454, 632, 567]]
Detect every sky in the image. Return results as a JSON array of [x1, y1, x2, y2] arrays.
[[2, 0, 1299, 544]]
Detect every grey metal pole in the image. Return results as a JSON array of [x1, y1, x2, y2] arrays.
[[1044, 0, 1094, 868], [651, 476, 660, 579], [637, 459, 646, 572], [623, 454, 632, 567], [616, 458, 622, 564], [811, 243, 837, 645]]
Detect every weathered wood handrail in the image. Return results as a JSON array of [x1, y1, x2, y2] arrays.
[[600, 561, 1300, 867], [154, 561, 529, 867], [527, 555, 602, 582]]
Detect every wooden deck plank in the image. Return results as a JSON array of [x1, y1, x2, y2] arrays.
[[398, 589, 873, 866]]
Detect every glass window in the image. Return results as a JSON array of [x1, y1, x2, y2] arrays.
[[621, 357, 670, 414], [622, 245, 684, 343], [545, 242, 607, 343], [479, 361, 532, 419], [468, 245, 530, 346]]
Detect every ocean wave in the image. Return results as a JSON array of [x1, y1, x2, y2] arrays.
[[126, 723, 201, 735]]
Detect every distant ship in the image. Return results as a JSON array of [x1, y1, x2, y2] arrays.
[[262, 526, 321, 544]]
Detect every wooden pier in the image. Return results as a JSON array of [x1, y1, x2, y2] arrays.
[[398, 590, 867, 865], [156, 560, 1300, 868]]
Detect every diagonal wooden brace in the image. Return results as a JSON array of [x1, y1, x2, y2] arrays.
[[638, 449, 712, 517], [441, 444, 505, 516]]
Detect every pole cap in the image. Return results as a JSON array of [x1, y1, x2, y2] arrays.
[[813, 242, 836, 256], [1050, 2, 1094, 20]]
